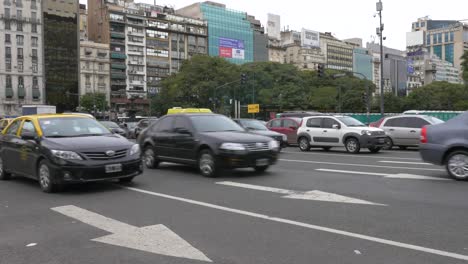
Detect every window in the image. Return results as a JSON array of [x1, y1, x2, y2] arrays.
[[98, 63, 104, 71], [406, 117, 430, 128], [32, 62, 38, 73], [18, 76, 23, 86], [4, 8, 10, 18], [32, 49, 38, 60], [31, 36, 38, 47], [383, 118, 406, 127], [5, 34, 10, 43], [17, 22, 23, 32], [16, 35, 24, 45], [31, 24, 37, 33], [21, 120, 37, 135], [18, 60, 23, 72], [155, 117, 174, 132], [283, 119, 298, 129], [445, 32, 449, 43], [15, 0, 21, 7], [6, 58, 11, 71], [31, 11, 36, 20], [450, 32, 454, 42], [433, 45, 442, 60], [32, 76, 38, 87], [445, 44, 454, 64], [306, 118, 322, 128], [31, 0, 37, 9], [85, 75, 91, 84], [5, 21, 10, 30], [17, 10, 22, 19], [174, 117, 190, 131], [6, 120, 21, 136], [17, 48, 23, 59], [322, 118, 340, 129], [6, 75, 12, 87], [268, 119, 282, 128], [86, 61, 90, 69]]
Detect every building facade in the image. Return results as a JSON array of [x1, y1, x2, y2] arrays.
[[79, 41, 110, 103], [43, 0, 79, 112], [247, 14, 267, 62], [281, 30, 325, 71], [320, 32, 353, 72], [87, 0, 208, 114], [353, 48, 372, 80], [177, 2, 257, 64], [79, 4, 87, 41], [0, 0, 44, 116]]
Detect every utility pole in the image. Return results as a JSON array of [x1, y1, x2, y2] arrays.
[[377, 0, 385, 116]]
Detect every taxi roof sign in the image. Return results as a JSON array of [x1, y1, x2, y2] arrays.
[[167, 108, 213, 115]]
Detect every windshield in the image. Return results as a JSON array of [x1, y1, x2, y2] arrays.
[[39, 117, 111, 137], [426, 116, 444, 124], [100, 121, 120, 128], [240, 120, 268, 131], [190, 115, 244, 133], [337, 116, 366, 127]]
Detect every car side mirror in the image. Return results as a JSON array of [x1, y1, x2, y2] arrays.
[[332, 124, 341, 129], [21, 132, 39, 141]]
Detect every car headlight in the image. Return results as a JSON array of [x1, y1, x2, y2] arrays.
[[282, 134, 287, 141], [361, 130, 372, 136], [129, 144, 140, 156], [51, 150, 83, 160], [268, 140, 280, 150], [220, 143, 246, 151]]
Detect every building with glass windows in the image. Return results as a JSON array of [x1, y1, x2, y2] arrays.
[[353, 48, 373, 81], [177, 2, 260, 64], [320, 32, 354, 72], [0, 0, 44, 116], [87, 0, 207, 114], [410, 17, 468, 81], [43, 0, 79, 112]]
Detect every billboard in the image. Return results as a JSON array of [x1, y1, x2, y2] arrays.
[[406, 31, 424, 47], [267, 13, 281, 40], [301, 29, 320, 48], [219, 37, 245, 60]]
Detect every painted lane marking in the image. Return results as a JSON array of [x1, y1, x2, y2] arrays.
[[51, 205, 211, 262], [282, 151, 421, 161], [316, 169, 449, 181], [379, 161, 432, 165], [123, 187, 468, 262], [279, 159, 445, 172], [216, 181, 385, 206]]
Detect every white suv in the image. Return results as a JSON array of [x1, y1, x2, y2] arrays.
[[297, 115, 387, 153]]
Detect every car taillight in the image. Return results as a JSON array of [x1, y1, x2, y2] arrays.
[[420, 126, 427, 144]]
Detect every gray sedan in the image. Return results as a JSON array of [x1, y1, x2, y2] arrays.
[[420, 112, 468, 180]]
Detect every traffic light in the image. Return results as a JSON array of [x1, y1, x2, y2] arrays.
[[241, 73, 247, 84], [317, 64, 325, 78], [361, 92, 368, 105]]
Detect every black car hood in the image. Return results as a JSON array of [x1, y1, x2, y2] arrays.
[[199, 131, 273, 143], [42, 134, 133, 151], [248, 130, 282, 137]]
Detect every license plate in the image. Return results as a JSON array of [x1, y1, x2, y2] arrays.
[[256, 159, 269, 166], [105, 164, 122, 173]]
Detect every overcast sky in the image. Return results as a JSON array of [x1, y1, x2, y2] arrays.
[[80, 0, 467, 50]]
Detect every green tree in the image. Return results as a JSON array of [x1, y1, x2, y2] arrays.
[[80, 93, 108, 113], [461, 50, 468, 85], [382, 93, 404, 113], [405, 81, 467, 111]]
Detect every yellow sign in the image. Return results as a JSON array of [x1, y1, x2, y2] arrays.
[[248, 104, 260, 114]]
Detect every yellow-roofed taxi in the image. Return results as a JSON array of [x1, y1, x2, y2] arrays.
[[167, 107, 213, 115], [0, 114, 143, 193]]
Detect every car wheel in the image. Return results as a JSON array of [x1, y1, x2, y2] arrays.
[[119, 176, 135, 183], [0, 156, 11, 181], [345, 138, 361, 153], [382, 137, 393, 150], [399, 146, 408, 150], [322, 147, 332, 151], [198, 149, 218, 178], [143, 146, 159, 169], [255, 165, 269, 173], [368, 147, 381, 153], [446, 151, 468, 181], [38, 160, 60, 193], [298, 137, 310, 152]]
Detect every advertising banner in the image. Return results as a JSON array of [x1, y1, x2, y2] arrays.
[[219, 37, 245, 60], [301, 29, 320, 48]]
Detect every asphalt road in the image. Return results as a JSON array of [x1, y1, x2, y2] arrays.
[[1, 147, 468, 264]]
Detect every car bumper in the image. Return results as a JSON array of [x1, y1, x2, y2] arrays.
[[359, 135, 387, 148], [218, 150, 279, 168], [50, 159, 143, 184], [420, 143, 446, 165]]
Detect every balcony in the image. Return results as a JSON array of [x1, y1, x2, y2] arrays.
[[5, 87, 13, 98], [111, 63, 126, 70], [32, 87, 40, 100], [98, 83, 106, 89], [127, 50, 144, 56], [111, 80, 126, 86], [110, 38, 125, 45], [110, 32, 125, 39], [128, 70, 145, 75], [110, 52, 127, 60], [128, 60, 144, 65], [127, 30, 144, 37], [111, 73, 127, 80], [130, 80, 144, 85]]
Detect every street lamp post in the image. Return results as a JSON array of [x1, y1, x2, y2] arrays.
[[376, 0, 385, 116]]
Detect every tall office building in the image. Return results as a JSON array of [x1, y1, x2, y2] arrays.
[[320, 32, 354, 72], [87, 0, 207, 114], [43, 0, 79, 112], [177, 1, 265, 64], [79, 4, 87, 41], [353, 48, 373, 81], [0, 0, 44, 116]]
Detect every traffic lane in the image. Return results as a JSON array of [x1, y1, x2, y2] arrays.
[[116, 164, 468, 256], [2, 178, 465, 264], [283, 146, 422, 157]]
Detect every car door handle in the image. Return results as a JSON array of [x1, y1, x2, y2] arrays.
[[410, 130, 417, 133], [389, 129, 395, 131], [306, 130, 310, 132], [323, 130, 328, 133]]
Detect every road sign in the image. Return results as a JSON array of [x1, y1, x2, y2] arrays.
[[52, 205, 211, 262], [248, 104, 260, 114]]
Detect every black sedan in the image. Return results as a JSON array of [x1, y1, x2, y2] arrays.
[[0, 114, 143, 193], [233, 119, 287, 149], [138, 114, 280, 177], [100, 121, 127, 137]]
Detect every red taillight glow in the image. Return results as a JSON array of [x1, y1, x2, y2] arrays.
[[420, 126, 427, 144]]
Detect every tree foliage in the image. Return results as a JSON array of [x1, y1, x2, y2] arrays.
[[80, 93, 108, 113], [461, 50, 468, 85], [153, 55, 467, 116]]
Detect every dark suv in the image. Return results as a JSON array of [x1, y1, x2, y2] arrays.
[[138, 114, 280, 177]]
